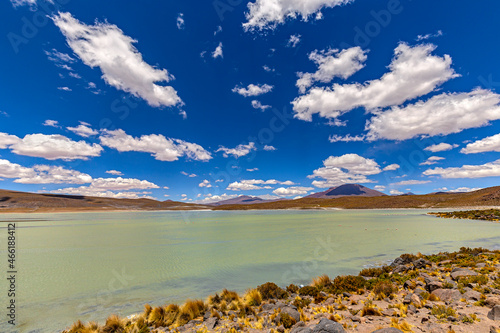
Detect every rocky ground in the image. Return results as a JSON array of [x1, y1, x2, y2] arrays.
[[63, 248, 500, 333]]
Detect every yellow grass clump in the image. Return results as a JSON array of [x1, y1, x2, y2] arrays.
[[244, 288, 262, 306]]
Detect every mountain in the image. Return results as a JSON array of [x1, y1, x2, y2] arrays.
[[304, 184, 386, 199], [208, 195, 283, 206], [0, 189, 209, 213]]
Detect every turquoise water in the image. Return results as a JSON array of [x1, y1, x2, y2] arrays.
[[0, 209, 499, 332]]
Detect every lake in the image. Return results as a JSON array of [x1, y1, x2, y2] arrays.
[[0, 209, 499, 332]]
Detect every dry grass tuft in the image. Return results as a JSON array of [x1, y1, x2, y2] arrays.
[[101, 315, 125, 333], [244, 288, 262, 306], [312, 274, 331, 289]]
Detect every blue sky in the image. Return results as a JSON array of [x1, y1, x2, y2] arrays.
[[1, 0, 500, 202]]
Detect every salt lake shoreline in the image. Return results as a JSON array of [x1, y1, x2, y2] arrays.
[[61, 248, 500, 333]]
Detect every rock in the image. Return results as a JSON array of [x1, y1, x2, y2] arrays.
[[393, 265, 409, 274], [450, 268, 477, 280], [426, 280, 442, 293], [343, 292, 352, 298], [320, 291, 328, 297], [391, 256, 413, 267], [290, 327, 312, 333], [413, 258, 431, 269], [324, 297, 335, 305], [382, 309, 397, 317], [351, 316, 361, 322], [311, 318, 346, 333], [403, 293, 412, 304], [277, 325, 285, 333], [431, 289, 462, 302], [281, 306, 301, 322], [205, 317, 218, 330], [488, 305, 500, 320], [370, 328, 404, 333], [486, 296, 500, 308], [203, 311, 211, 320], [407, 304, 417, 314], [490, 327, 499, 333], [410, 294, 422, 308], [476, 263, 486, 268], [463, 290, 482, 301]]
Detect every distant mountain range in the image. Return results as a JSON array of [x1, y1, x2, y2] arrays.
[[1, 184, 499, 213], [207, 195, 285, 206], [304, 184, 386, 199]]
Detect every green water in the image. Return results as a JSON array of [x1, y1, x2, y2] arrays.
[[0, 209, 499, 332]]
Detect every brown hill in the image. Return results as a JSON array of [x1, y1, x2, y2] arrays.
[[304, 184, 386, 199], [207, 195, 285, 206], [214, 186, 500, 210], [0, 189, 209, 213]]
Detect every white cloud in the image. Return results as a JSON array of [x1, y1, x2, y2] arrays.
[[273, 186, 314, 196], [67, 122, 98, 137], [0, 132, 102, 160], [106, 170, 123, 176], [89, 177, 159, 191], [296, 47, 367, 93], [416, 30, 443, 42], [293, 43, 458, 121], [196, 193, 239, 204], [447, 187, 482, 193], [425, 143, 458, 153], [461, 133, 500, 154], [50, 188, 155, 199], [99, 129, 212, 162], [247, 168, 259, 172], [420, 156, 445, 166], [390, 189, 404, 195], [366, 89, 500, 141], [181, 171, 197, 177], [329, 134, 365, 143], [52, 12, 183, 108], [309, 153, 382, 188], [423, 159, 500, 179], [212, 42, 223, 59], [227, 179, 295, 191], [263, 65, 275, 72], [0, 159, 92, 184], [214, 25, 222, 35], [287, 34, 301, 48], [374, 185, 386, 191], [391, 180, 431, 186], [252, 100, 271, 111], [58, 87, 72, 91], [176, 13, 185, 29], [263, 145, 277, 151], [216, 142, 256, 158], [199, 179, 212, 188], [243, 0, 353, 31], [383, 164, 400, 171], [45, 48, 75, 64], [232, 83, 273, 97]]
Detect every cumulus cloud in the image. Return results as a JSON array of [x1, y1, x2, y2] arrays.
[[52, 12, 183, 108], [227, 179, 295, 191], [329, 134, 365, 143], [196, 193, 240, 204], [212, 42, 223, 59], [308, 153, 382, 188], [181, 171, 197, 177], [287, 34, 301, 48], [0, 159, 92, 184], [461, 133, 500, 154], [391, 180, 431, 186], [273, 186, 314, 196], [99, 129, 212, 162], [106, 170, 123, 176], [199, 180, 212, 188], [243, 0, 353, 31], [383, 164, 400, 171], [252, 100, 271, 111], [216, 142, 256, 158], [390, 189, 404, 195], [374, 185, 386, 191], [263, 145, 277, 151], [176, 13, 185, 29], [425, 143, 458, 153], [296, 47, 367, 93], [247, 168, 259, 172], [293, 43, 457, 121], [423, 159, 500, 179], [67, 122, 98, 137], [0, 132, 102, 160], [232, 83, 273, 97], [420, 156, 445, 166], [366, 89, 500, 140]]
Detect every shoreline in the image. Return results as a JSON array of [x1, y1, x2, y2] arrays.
[[2, 206, 500, 215], [61, 248, 500, 333]]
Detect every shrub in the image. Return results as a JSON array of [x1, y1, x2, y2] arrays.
[[373, 281, 396, 298], [280, 312, 296, 329], [164, 304, 180, 326], [298, 286, 319, 297], [360, 302, 382, 317], [143, 304, 152, 317], [257, 282, 288, 300], [220, 289, 240, 303], [287, 284, 299, 294], [311, 275, 331, 289], [359, 266, 392, 278], [175, 300, 205, 326], [431, 305, 456, 319], [101, 315, 125, 333], [244, 289, 262, 306], [292, 296, 311, 310], [148, 306, 166, 327], [330, 275, 366, 294]]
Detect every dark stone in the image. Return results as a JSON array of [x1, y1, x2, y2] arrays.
[[205, 317, 218, 330], [426, 281, 443, 293], [450, 268, 477, 280], [413, 258, 431, 269], [281, 306, 301, 322], [290, 327, 312, 333], [370, 328, 404, 333], [488, 305, 500, 320], [311, 318, 346, 333], [431, 289, 462, 302]]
